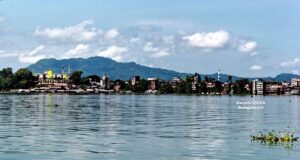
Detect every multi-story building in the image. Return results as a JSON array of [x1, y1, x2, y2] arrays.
[[291, 78, 300, 87], [252, 79, 264, 95], [35, 70, 69, 86], [266, 84, 284, 95], [147, 78, 159, 91], [192, 73, 200, 92], [100, 75, 111, 89]]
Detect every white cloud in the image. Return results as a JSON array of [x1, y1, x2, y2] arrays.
[[34, 19, 99, 42], [18, 45, 46, 64], [104, 28, 119, 40], [292, 70, 299, 75], [64, 44, 90, 57], [0, 53, 18, 58], [143, 42, 159, 52], [183, 30, 230, 48], [130, 37, 140, 43], [280, 58, 300, 67], [238, 41, 257, 53], [152, 50, 171, 58], [163, 35, 175, 44], [98, 45, 128, 62], [143, 42, 171, 58], [250, 65, 263, 71]]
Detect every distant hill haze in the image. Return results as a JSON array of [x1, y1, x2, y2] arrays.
[[27, 56, 300, 82]]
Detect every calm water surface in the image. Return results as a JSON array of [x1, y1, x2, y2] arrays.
[[0, 95, 299, 160]]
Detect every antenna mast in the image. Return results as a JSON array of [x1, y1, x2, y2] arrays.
[[217, 69, 221, 81]]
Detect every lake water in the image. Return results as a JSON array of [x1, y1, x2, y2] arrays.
[[0, 94, 299, 160]]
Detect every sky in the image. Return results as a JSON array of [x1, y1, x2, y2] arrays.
[[0, 0, 300, 77]]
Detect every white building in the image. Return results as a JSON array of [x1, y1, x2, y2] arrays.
[[291, 78, 300, 87], [131, 76, 140, 86], [252, 79, 264, 95], [172, 76, 181, 83], [100, 75, 111, 89]]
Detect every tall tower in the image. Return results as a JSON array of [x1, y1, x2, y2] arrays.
[[68, 65, 72, 76], [61, 64, 65, 74], [217, 69, 221, 81]]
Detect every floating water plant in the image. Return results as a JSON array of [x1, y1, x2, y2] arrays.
[[251, 130, 299, 143]]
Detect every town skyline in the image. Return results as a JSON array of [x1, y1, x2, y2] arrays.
[[1, 66, 300, 96], [0, 0, 300, 77]]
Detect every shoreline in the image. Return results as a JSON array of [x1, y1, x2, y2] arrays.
[[0, 92, 298, 96]]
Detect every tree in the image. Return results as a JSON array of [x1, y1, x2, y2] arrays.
[[176, 81, 192, 94], [215, 81, 223, 93], [114, 79, 125, 89], [70, 71, 83, 85], [204, 76, 214, 82], [199, 81, 207, 94], [13, 68, 34, 89], [0, 68, 13, 78], [232, 84, 238, 94], [124, 80, 133, 91], [227, 75, 233, 94], [86, 75, 101, 82], [135, 79, 148, 93], [234, 79, 250, 95], [185, 75, 193, 83], [80, 77, 91, 86], [228, 75, 232, 82], [159, 83, 174, 94], [0, 68, 14, 91]]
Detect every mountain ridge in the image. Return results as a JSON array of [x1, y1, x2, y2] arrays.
[[27, 56, 190, 80], [27, 56, 300, 82]]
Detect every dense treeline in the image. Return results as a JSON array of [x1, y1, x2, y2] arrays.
[[0, 68, 34, 91], [113, 75, 251, 95]]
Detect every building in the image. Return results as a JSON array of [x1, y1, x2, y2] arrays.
[[291, 88, 300, 95], [291, 78, 300, 87], [266, 84, 284, 95], [171, 76, 181, 83], [147, 78, 159, 91], [170, 76, 181, 89], [282, 81, 289, 88], [206, 82, 215, 88], [131, 76, 140, 86], [113, 82, 122, 93], [100, 75, 111, 89], [192, 73, 200, 92], [222, 82, 231, 95], [35, 69, 69, 86], [245, 84, 251, 92], [252, 79, 264, 95]]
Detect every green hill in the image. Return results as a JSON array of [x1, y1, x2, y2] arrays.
[[27, 56, 300, 82], [27, 56, 190, 80]]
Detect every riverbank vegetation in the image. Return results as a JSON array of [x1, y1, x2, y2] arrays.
[[251, 130, 299, 143], [0, 68, 34, 91]]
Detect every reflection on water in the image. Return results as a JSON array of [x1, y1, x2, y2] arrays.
[[0, 95, 299, 160]]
